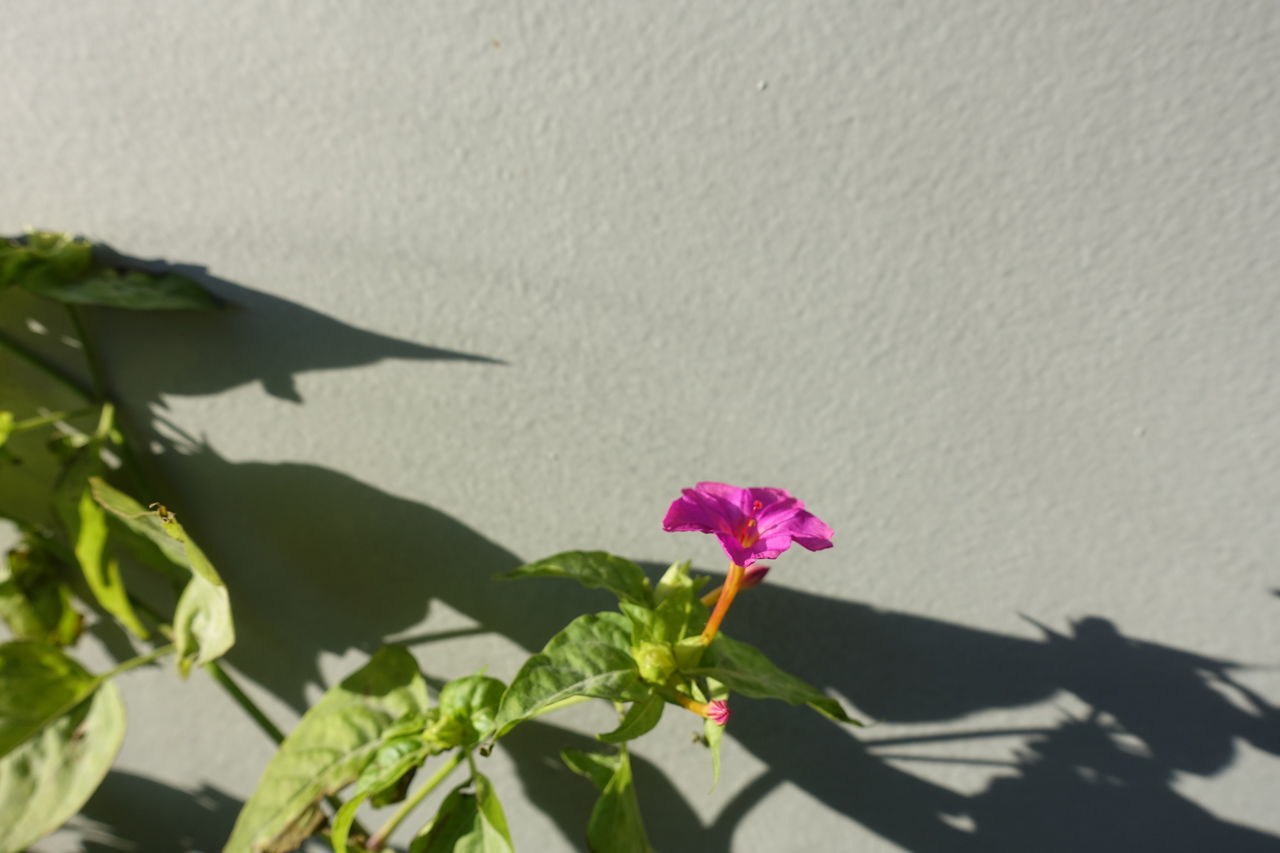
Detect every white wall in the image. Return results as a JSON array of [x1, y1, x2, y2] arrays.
[[4, 2, 1278, 850]]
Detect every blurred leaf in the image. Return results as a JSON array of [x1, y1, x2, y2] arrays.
[[0, 538, 82, 646], [565, 746, 652, 853], [0, 413, 12, 450], [502, 551, 653, 607], [223, 647, 430, 853], [597, 693, 664, 744], [0, 679, 126, 853], [22, 267, 219, 311], [493, 613, 644, 739], [89, 478, 233, 675], [0, 642, 101, 759], [410, 774, 512, 853], [2, 232, 217, 310], [691, 634, 860, 725]]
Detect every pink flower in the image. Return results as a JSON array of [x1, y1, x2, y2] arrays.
[[662, 482, 833, 568], [705, 699, 731, 727]]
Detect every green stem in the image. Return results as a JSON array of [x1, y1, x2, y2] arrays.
[[104, 643, 175, 679], [202, 661, 286, 745], [67, 306, 108, 401], [10, 407, 96, 431], [0, 329, 90, 399], [367, 750, 465, 851]]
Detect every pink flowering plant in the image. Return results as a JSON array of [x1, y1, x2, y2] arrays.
[[0, 232, 857, 853]]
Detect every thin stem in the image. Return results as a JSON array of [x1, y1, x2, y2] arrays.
[[67, 306, 108, 400], [699, 563, 745, 645], [104, 643, 175, 679], [10, 407, 96, 431], [367, 750, 465, 851], [203, 661, 286, 745], [0, 329, 90, 398]]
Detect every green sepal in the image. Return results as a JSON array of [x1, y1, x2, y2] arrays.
[[436, 673, 506, 747]]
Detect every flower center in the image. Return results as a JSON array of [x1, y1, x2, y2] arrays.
[[736, 500, 765, 546]]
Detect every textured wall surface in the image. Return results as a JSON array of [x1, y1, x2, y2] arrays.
[[3, 2, 1279, 851]]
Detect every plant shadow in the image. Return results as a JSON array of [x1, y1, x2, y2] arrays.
[[5, 261, 1279, 851]]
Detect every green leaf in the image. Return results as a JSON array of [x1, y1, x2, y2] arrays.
[[0, 539, 82, 646], [53, 441, 148, 639], [437, 674, 506, 747], [694, 679, 728, 786], [566, 747, 653, 853], [19, 266, 219, 311], [691, 634, 860, 724], [410, 773, 513, 853], [561, 749, 619, 790], [89, 478, 234, 675], [0, 642, 102, 759], [223, 647, 430, 853], [332, 735, 434, 851], [493, 612, 644, 739], [0, 412, 12, 450], [0, 679, 126, 853], [501, 551, 653, 607], [597, 693, 664, 744]]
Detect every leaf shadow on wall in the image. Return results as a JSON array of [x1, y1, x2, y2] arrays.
[[8, 265, 1276, 852]]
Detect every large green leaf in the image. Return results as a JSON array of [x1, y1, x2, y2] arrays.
[[53, 443, 148, 639], [493, 612, 644, 739], [223, 647, 430, 853], [501, 551, 653, 607], [410, 773, 513, 853], [0, 642, 101, 759], [89, 478, 234, 675], [564, 747, 652, 853], [0, 680, 126, 853], [690, 634, 859, 724]]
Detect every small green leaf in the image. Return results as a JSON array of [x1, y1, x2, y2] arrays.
[[501, 551, 653, 607], [223, 647, 430, 853], [410, 774, 513, 853], [0, 413, 12, 450], [561, 749, 619, 790], [89, 478, 234, 675], [437, 674, 506, 747], [598, 693, 664, 744], [0, 642, 101, 759], [493, 612, 644, 739], [691, 634, 860, 724], [568, 746, 653, 853], [53, 440, 148, 639], [0, 679, 126, 853], [652, 560, 707, 605]]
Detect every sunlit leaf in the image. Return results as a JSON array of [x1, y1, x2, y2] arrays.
[[0, 680, 126, 853], [223, 647, 430, 853], [597, 693, 664, 744], [410, 774, 512, 853], [89, 478, 233, 675], [493, 612, 644, 739], [501, 551, 653, 607], [564, 746, 653, 853], [0, 538, 82, 646], [437, 674, 505, 747], [0, 642, 101, 759], [691, 633, 860, 724]]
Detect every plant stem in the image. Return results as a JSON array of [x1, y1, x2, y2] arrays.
[[367, 750, 465, 851], [203, 661, 286, 745], [66, 306, 108, 401], [104, 643, 175, 679], [11, 407, 96, 431], [0, 329, 90, 399]]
